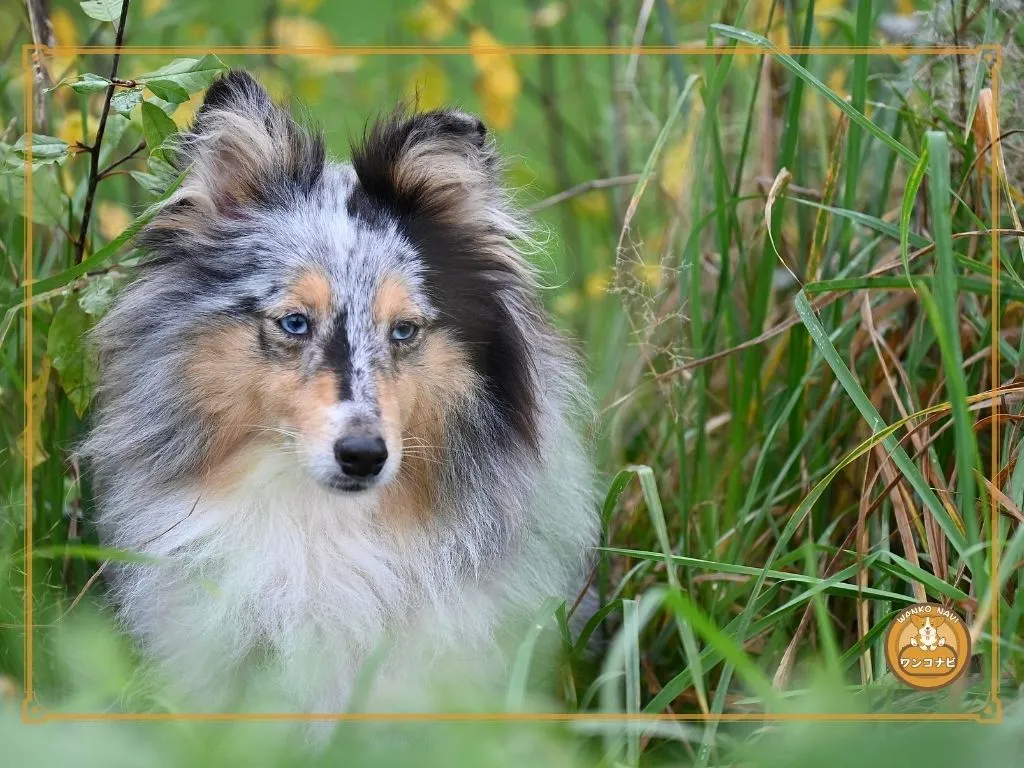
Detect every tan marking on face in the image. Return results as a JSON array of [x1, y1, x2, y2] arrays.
[[373, 274, 416, 326], [186, 323, 264, 493], [188, 323, 339, 496], [288, 270, 333, 319], [377, 329, 478, 526], [268, 369, 336, 444]]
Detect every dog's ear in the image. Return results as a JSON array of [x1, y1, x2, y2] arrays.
[[909, 615, 924, 627], [168, 70, 325, 216], [350, 107, 500, 223]]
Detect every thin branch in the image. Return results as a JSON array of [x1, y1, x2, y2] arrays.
[[527, 174, 642, 214], [98, 140, 145, 179], [25, 0, 55, 131], [75, 0, 131, 265]]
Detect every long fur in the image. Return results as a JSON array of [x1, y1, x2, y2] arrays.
[[84, 71, 599, 714]]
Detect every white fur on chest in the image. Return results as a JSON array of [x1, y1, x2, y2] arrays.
[[107, 444, 592, 712]]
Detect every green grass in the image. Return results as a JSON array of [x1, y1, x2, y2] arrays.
[[2, 0, 1024, 765]]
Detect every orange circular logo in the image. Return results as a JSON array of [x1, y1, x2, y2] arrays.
[[884, 603, 971, 690]]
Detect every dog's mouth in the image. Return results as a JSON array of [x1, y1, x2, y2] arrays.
[[322, 475, 378, 494]]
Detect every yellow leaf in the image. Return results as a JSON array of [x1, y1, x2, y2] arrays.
[[272, 16, 333, 48], [97, 202, 132, 242], [569, 189, 610, 218], [814, 0, 845, 35], [470, 27, 520, 131], [171, 90, 203, 128], [308, 55, 363, 75], [659, 105, 702, 203], [18, 356, 51, 468], [406, 60, 450, 111], [408, 0, 471, 41], [58, 112, 85, 147], [584, 270, 611, 298], [142, 0, 170, 16], [553, 291, 582, 315], [51, 8, 78, 47], [50, 8, 78, 79], [532, 2, 566, 27], [271, 17, 360, 73], [752, 1, 788, 47]]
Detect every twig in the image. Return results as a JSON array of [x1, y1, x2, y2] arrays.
[[61, 493, 202, 622], [527, 173, 642, 213], [75, 0, 131, 265], [98, 140, 145, 179], [25, 0, 55, 131]]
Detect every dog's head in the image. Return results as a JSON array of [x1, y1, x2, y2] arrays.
[[93, 71, 545, 497], [909, 614, 945, 646]]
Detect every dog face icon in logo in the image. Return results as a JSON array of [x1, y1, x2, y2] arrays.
[[885, 603, 971, 690]]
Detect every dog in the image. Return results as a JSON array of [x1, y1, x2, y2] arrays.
[[83, 71, 599, 714]]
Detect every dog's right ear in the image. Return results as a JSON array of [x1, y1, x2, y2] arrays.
[[141, 70, 324, 250], [178, 70, 325, 212]]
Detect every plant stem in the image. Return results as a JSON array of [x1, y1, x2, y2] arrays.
[[75, 0, 131, 265], [98, 141, 145, 179]]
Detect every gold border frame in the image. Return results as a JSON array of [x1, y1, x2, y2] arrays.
[[19, 41, 1004, 725]]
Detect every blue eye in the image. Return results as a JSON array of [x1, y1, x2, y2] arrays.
[[390, 321, 419, 343], [278, 313, 310, 337]]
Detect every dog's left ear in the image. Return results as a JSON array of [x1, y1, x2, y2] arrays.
[[351, 108, 501, 222]]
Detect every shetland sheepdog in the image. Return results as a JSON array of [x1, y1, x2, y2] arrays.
[[84, 71, 599, 713]]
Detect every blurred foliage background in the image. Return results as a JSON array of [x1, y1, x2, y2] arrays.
[[3, 0, 1024, 765]]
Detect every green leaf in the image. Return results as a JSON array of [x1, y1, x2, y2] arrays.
[[56, 72, 112, 94], [624, 465, 708, 713], [899, 142, 929, 283], [136, 55, 228, 95], [662, 590, 783, 710], [47, 293, 98, 417], [0, 168, 67, 226], [27, 544, 162, 565], [110, 87, 143, 115], [711, 23, 917, 165], [147, 152, 178, 188], [923, 131, 979, 562], [145, 78, 190, 104], [129, 171, 165, 195], [79, 0, 124, 22], [794, 290, 970, 559], [12, 134, 70, 167], [141, 101, 178, 156], [78, 274, 121, 316], [2, 168, 187, 318]]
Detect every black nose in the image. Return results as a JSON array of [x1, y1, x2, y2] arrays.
[[334, 436, 388, 478]]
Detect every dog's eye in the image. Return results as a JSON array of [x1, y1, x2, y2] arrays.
[[278, 313, 311, 337], [390, 321, 419, 343]]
